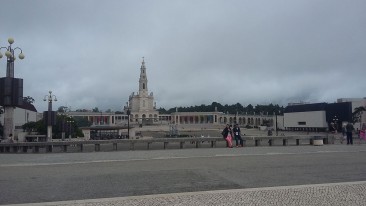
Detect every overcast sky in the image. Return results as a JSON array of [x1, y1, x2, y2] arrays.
[[0, 0, 365, 112]]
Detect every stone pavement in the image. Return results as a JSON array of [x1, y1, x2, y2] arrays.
[[10, 181, 366, 206]]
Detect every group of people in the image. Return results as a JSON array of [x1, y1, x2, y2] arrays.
[[341, 122, 366, 145], [222, 124, 244, 148], [222, 122, 365, 147]]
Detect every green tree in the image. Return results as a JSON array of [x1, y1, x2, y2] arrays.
[[65, 116, 84, 138], [246, 104, 254, 114], [75, 109, 89, 112], [21, 120, 47, 135], [23, 96, 35, 104], [353, 106, 366, 127], [92, 107, 99, 112], [158, 102, 285, 115], [22, 121, 38, 132], [73, 116, 92, 127], [233, 103, 244, 114], [157, 107, 168, 114], [57, 106, 69, 113], [53, 115, 85, 139], [211, 102, 224, 112], [21, 115, 86, 139]]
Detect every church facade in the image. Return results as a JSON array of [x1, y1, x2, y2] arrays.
[[124, 58, 159, 125]]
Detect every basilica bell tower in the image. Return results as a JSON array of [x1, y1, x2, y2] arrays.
[[139, 57, 148, 96], [126, 58, 159, 124]]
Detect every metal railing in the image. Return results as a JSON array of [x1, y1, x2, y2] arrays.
[[0, 135, 333, 153]]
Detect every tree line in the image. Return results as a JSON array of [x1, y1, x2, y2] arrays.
[[157, 102, 285, 115], [55, 102, 285, 115]]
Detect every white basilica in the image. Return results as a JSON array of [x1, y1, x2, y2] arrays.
[[125, 58, 159, 124]]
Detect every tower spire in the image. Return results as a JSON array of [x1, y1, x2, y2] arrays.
[[139, 57, 148, 95]]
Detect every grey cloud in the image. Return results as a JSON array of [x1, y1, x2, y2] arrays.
[[0, 0, 365, 112]]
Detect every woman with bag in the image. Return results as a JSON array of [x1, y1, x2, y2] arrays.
[[359, 125, 366, 143], [222, 124, 233, 148]]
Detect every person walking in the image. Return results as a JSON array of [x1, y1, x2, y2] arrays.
[[341, 124, 347, 144], [222, 124, 233, 148], [360, 128, 366, 142], [346, 122, 354, 145], [233, 124, 244, 147]]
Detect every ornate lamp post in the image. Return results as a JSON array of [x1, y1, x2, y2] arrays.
[[0, 38, 25, 77], [332, 115, 339, 133], [60, 111, 69, 141], [0, 38, 25, 141], [275, 110, 281, 136], [66, 117, 74, 140], [43, 91, 57, 142], [61, 115, 66, 141]]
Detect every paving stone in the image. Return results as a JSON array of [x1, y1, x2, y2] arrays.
[[36, 181, 366, 206]]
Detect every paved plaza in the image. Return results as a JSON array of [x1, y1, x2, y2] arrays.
[[2, 144, 366, 206], [9, 181, 366, 206]]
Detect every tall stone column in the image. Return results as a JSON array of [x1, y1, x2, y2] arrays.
[[3, 51, 15, 141], [3, 107, 14, 141]]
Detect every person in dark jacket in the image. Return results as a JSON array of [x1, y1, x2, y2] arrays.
[[346, 122, 354, 145], [233, 124, 244, 147]]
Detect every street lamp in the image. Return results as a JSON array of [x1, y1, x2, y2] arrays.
[[0, 38, 25, 77], [66, 117, 74, 140], [332, 115, 339, 133], [275, 112, 278, 136], [60, 107, 68, 141], [43, 91, 57, 142], [126, 102, 131, 139], [0, 38, 25, 141], [61, 115, 66, 141], [275, 110, 281, 136]]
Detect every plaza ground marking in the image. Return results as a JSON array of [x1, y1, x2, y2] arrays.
[[2, 149, 366, 167]]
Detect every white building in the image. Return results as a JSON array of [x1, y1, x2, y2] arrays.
[[125, 58, 159, 125], [284, 110, 328, 131], [0, 103, 39, 139], [283, 102, 354, 132]]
